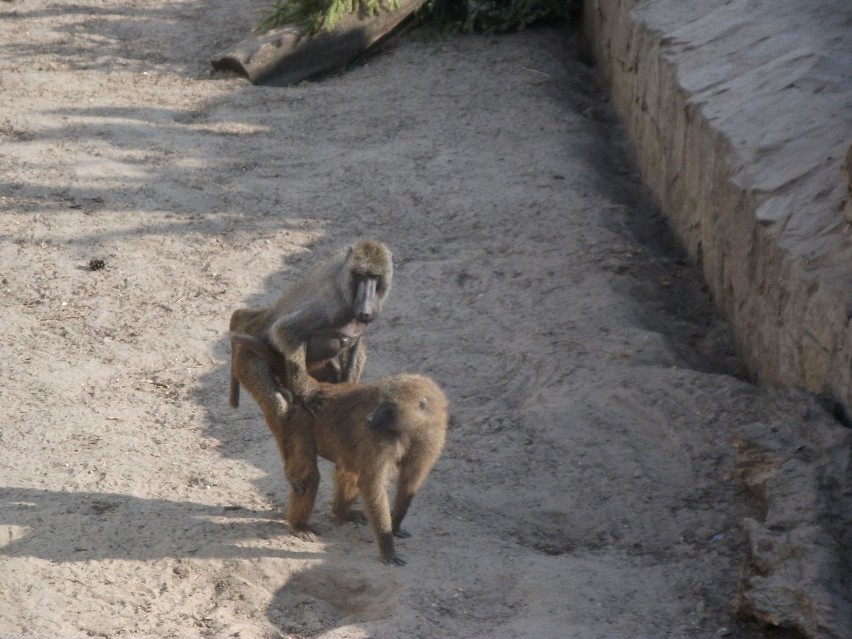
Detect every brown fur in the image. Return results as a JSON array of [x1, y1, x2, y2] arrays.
[[228, 241, 391, 496], [284, 374, 448, 566]]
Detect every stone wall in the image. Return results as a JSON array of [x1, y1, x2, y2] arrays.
[[583, 0, 852, 416]]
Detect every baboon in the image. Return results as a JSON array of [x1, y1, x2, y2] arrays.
[[284, 373, 449, 566], [231, 330, 448, 566], [229, 239, 392, 417], [229, 240, 392, 534]]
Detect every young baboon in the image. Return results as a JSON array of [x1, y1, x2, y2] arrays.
[[229, 238, 392, 413], [284, 373, 449, 566]]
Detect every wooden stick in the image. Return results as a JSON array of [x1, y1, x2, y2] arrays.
[[211, 0, 424, 86]]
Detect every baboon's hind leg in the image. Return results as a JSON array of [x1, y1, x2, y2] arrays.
[[332, 467, 366, 524], [233, 351, 292, 436]]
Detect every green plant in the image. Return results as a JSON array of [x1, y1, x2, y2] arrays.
[[255, 0, 399, 33], [254, 0, 575, 35], [424, 0, 573, 33]]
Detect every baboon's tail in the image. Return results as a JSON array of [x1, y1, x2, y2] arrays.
[[229, 376, 240, 408], [229, 341, 241, 408]]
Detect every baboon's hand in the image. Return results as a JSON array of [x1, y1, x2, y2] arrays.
[[393, 527, 412, 539], [383, 553, 407, 567], [277, 386, 295, 407]]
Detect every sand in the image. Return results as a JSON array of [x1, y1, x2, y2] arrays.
[[0, 2, 844, 637]]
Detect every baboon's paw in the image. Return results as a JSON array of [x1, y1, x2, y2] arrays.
[[383, 553, 407, 567], [291, 525, 321, 542]]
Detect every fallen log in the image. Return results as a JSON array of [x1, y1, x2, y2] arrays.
[[210, 0, 424, 86]]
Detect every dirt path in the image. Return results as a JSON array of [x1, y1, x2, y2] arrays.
[[0, 2, 842, 638]]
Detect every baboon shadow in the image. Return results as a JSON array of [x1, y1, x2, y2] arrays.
[[0, 486, 317, 563], [265, 556, 402, 634]]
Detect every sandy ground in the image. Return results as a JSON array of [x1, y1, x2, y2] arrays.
[[0, 2, 842, 638]]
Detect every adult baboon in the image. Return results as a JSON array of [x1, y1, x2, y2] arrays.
[[229, 239, 392, 418], [283, 373, 448, 566]]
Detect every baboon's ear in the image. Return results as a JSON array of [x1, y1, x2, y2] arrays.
[[367, 402, 397, 433], [419, 397, 429, 410]]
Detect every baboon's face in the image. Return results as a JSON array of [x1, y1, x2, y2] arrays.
[[351, 273, 385, 324], [347, 241, 392, 324]]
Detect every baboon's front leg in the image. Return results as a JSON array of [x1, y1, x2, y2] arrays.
[[391, 456, 432, 539], [359, 471, 403, 566], [338, 338, 366, 383], [269, 320, 321, 408]]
